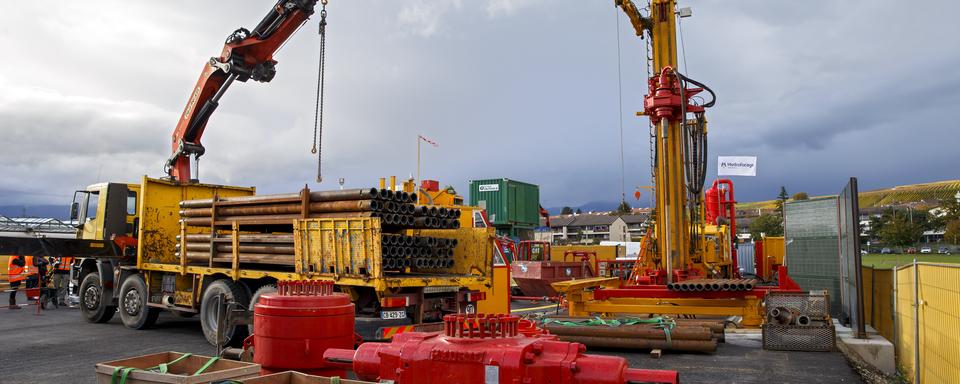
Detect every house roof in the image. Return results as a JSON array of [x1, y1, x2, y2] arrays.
[[548, 214, 617, 228], [618, 214, 649, 224]]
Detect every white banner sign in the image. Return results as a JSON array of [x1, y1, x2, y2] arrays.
[[478, 184, 500, 192], [717, 156, 757, 176]]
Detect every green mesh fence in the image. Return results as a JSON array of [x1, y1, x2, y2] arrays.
[[784, 197, 843, 316]]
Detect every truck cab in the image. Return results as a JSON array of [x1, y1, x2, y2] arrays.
[[67, 182, 142, 326], [70, 182, 140, 242]]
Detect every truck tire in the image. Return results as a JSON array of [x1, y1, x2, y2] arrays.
[[119, 274, 160, 330], [247, 284, 277, 334], [201, 279, 250, 347], [80, 273, 116, 323]]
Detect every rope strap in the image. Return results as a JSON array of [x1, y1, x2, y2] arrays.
[[193, 356, 220, 375], [111, 353, 218, 384]]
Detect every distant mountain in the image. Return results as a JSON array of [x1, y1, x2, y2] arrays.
[[548, 200, 650, 215], [0, 205, 71, 220]]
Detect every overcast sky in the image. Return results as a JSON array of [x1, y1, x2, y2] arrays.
[[1, 0, 957, 209]]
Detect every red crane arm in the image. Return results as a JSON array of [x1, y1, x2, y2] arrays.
[[165, 0, 320, 183]]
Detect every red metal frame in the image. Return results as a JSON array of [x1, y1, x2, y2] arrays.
[[517, 241, 551, 262], [707, 179, 738, 278], [563, 250, 599, 276]]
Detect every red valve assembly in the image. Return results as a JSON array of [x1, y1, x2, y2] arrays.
[[324, 313, 679, 384]]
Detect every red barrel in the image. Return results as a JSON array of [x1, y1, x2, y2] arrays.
[[253, 280, 354, 376]]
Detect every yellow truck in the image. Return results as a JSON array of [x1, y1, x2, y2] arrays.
[[52, 177, 496, 345]]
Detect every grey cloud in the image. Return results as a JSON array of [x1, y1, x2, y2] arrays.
[[0, 0, 957, 209]]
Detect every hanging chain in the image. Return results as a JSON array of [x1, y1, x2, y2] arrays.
[[311, 1, 328, 183]]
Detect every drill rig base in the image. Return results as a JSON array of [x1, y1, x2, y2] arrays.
[[553, 268, 802, 328]]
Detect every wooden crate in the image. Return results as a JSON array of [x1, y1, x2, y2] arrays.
[[238, 371, 372, 384], [95, 351, 259, 384]]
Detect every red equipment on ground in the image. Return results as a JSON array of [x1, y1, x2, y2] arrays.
[[511, 242, 597, 298], [250, 280, 354, 377], [323, 313, 679, 384]]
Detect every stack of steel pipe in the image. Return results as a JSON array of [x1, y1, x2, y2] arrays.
[[380, 234, 458, 271], [175, 233, 297, 266], [544, 316, 726, 343], [666, 278, 758, 292], [543, 323, 718, 352], [178, 187, 420, 228], [411, 205, 461, 229]]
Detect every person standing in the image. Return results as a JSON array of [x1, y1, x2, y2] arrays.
[[52, 256, 73, 306], [23, 255, 39, 289], [7, 255, 26, 309]]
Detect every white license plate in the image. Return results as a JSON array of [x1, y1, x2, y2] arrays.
[[380, 310, 407, 320]]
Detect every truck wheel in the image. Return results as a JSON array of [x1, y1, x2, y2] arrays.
[[247, 283, 277, 334], [201, 279, 250, 347], [80, 273, 116, 323], [119, 274, 160, 329]]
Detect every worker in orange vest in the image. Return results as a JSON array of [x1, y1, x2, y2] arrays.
[[53, 256, 74, 306], [8, 255, 27, 309], [23, 255, 39, 289]]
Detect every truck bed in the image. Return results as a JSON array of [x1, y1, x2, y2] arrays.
[[135, 177, 493, 290]]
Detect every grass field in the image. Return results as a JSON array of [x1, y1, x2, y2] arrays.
[[862, 253, 960, 269]]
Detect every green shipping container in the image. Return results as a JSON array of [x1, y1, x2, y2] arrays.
[[469, 178, 540, 227]]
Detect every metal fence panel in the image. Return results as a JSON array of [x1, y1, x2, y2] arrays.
[[894, 263, 960, 384], [784, 197, 843, 316], [861, 266, 895, 342], [737, 243, 755, 275], [838, 177, 865, 336]]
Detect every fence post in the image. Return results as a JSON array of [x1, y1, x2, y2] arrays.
[[892, 266, 897, 367], [913, 260, 920, 384]]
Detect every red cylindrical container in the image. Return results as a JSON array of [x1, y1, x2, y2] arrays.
[[704, 185, 720, 225], [253, 282, 355, 377]]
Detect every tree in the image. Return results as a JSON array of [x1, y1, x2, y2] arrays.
[[945, 219, 960, 245], [878, 213, 924, 247], [749, 213, 783, 240], [792, 192, 809, 200], [560, 206, 573, 215], [867, 212, 890, 241], [575, 208, 583, 214], [775, 186, 789, 220], [614, 200, 632, 215]]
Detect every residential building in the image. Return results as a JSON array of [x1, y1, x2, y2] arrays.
[[548, 213, 649, 244]]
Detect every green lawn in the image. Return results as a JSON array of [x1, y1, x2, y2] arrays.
[[861, 253, 960, 269]]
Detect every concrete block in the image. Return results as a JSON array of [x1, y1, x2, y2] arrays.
[[834, 320, 895, 376]]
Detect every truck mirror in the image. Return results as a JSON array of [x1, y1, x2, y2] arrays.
[[70, 202, 80, 221]]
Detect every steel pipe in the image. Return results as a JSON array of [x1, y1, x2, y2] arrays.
[[184, 242, 295, 254], [180, 251, 295, 265], [179, 233, 294, 243], [543, 324, 714, 341], [180, 199, 384, 218], [555, 335, 716, 352]]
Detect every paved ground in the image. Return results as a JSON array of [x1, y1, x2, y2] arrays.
[[604, 334, 861, 383], [0, 291, 216, 384], [1, 293, 862, 383]]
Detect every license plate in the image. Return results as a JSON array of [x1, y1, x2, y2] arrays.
[[380, 310, 407, 320]]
